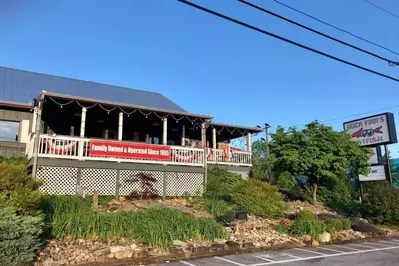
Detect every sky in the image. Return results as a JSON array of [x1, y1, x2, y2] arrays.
[[1, 0, 399, 153]]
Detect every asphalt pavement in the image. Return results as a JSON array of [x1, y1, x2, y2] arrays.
[[149, 239, 399, 266]]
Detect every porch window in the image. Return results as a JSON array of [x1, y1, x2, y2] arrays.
[[0, 120, 19, 142]]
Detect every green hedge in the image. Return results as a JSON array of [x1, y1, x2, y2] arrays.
[[0, 206, 44, 265], [232, 179, 286, 218], [324, 218, 351, 233], [296, 210, 316, 221]]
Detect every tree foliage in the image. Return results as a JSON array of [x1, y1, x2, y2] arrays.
[[251, 140, 271, 180], [0, 206, 44, 265], [269, 121, 371, 204]]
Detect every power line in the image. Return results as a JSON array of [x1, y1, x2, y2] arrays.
[[238, 0, 399, 66], [270, 0, 399, 57], [177, 0, 399, 83], [362, 0, 399, 20], [283, 105, 399, 129]]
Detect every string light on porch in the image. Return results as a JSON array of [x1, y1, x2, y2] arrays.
[[47, 96, 206, 124]]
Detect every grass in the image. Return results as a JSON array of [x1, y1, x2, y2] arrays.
[[40, 195, 226, 250]]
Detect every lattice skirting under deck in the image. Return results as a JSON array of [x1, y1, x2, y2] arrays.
[[36, 166, 206, 197]]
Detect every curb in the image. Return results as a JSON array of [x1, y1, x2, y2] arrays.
[[80, 235, 399, 266]]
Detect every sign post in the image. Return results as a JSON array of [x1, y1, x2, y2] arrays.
[[344, 112, 398, 200]]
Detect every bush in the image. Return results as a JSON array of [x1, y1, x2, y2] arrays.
[[0, 162, 43, 215], [296, 210, 316, 221], [324, 218, 351, 233], [277, 171, 296, 189], [41, 196, 226, 250], [201, 199, 233, 220], [232, 179, 286, 218], [0, 206, 44, 265], [204, 168, 243, 201], [361, 183, 399, 225], [288, 219, 326, 238], [317, 177, 352, 210]]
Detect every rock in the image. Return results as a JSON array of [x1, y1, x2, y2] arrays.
[[335, 230, 350, 241], [317, 213, 341, 221], [311, 239, 320, 247], [130, 244, 138, 249], [254, 242, 262, 247], [93, 247, 109, 257], [110, 246, 126, 253], [43, 259, 68, 266], [133, 249, 149, 259], [213, 238, 227, 244], [350, 218, 383, 234], [226, 241, 241, 249], [107, 253, 114, 259], [171, 247, 185, 254], [243, 242, 255, 248], [318, 232, 331, 243], [114, 250, 133, 259], [303, 235, 312, 242], [173, 240, 187, 247], [210, 243, 228, 251]]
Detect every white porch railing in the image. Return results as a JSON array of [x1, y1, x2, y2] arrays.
[[34, 135, 252, 167], [206, 148, 252, 166]]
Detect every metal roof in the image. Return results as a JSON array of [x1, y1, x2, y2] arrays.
[[42, 91, 212, 119], [211, 122, 263, 133], [0, 66, 187, 113]]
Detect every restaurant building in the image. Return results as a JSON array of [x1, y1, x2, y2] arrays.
[[0, 67, 262, 197]]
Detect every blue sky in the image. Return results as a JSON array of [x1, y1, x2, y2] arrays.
[[1, 0, 399, 153]]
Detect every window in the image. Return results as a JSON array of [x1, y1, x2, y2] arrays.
[[0, 120, 19, 142]]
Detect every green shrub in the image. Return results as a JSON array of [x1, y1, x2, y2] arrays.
[[324, 218, 351, 233], [41, 196, 226, 250], [296, 210, 316, 221], [277, 171, 296, 189], [232, 179, 286, 218], [317, 177, 352, 210], [288, 219, 326, 238], [204, 168, 243, 201], [0, 206, 44, 265], [201, 199, 232, 220], [361, 183, 399, 225], [0, 162, 43, 215]]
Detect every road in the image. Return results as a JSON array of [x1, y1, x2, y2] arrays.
[[150, 239, 399, 266]]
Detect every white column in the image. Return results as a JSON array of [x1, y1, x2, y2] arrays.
[[118, 112, 123, 141], [31, 107, 37, 133], [80, 107, 87, 137], [212, 128, 217, 149], [162, 118, 168, 145], [181, 124, 186, 146], [78, 107, 87, 160], [201, 123, 206, 148], [247, 132, 252, 152]]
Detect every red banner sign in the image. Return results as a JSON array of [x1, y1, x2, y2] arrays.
[[89, 140, 171, 161]]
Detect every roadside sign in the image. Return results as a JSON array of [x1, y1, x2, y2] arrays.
[[359, 165, 387, 182]]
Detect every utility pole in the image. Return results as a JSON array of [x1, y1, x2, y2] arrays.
[[264, 123, 273, 183], [385, 144, 393, 188]]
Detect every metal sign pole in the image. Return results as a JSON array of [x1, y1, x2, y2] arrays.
[[384, 144, 393, 188]]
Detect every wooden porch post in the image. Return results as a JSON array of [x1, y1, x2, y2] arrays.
[[118, 112, 123, 141], [162, 118, 167, 145], [181, 124, 185, 146], [31, 96, 44, 178], [247, 132, 252, 152], [212, 127, 217, 149], [78, 107, 87, 160], [80, 107, 87, 138]]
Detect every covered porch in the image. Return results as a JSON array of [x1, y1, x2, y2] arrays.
[[28, 92, 262, 168]]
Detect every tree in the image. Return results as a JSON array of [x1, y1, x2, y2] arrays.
[[251, 140, 270, 180], [269, 121, 371, 204]]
